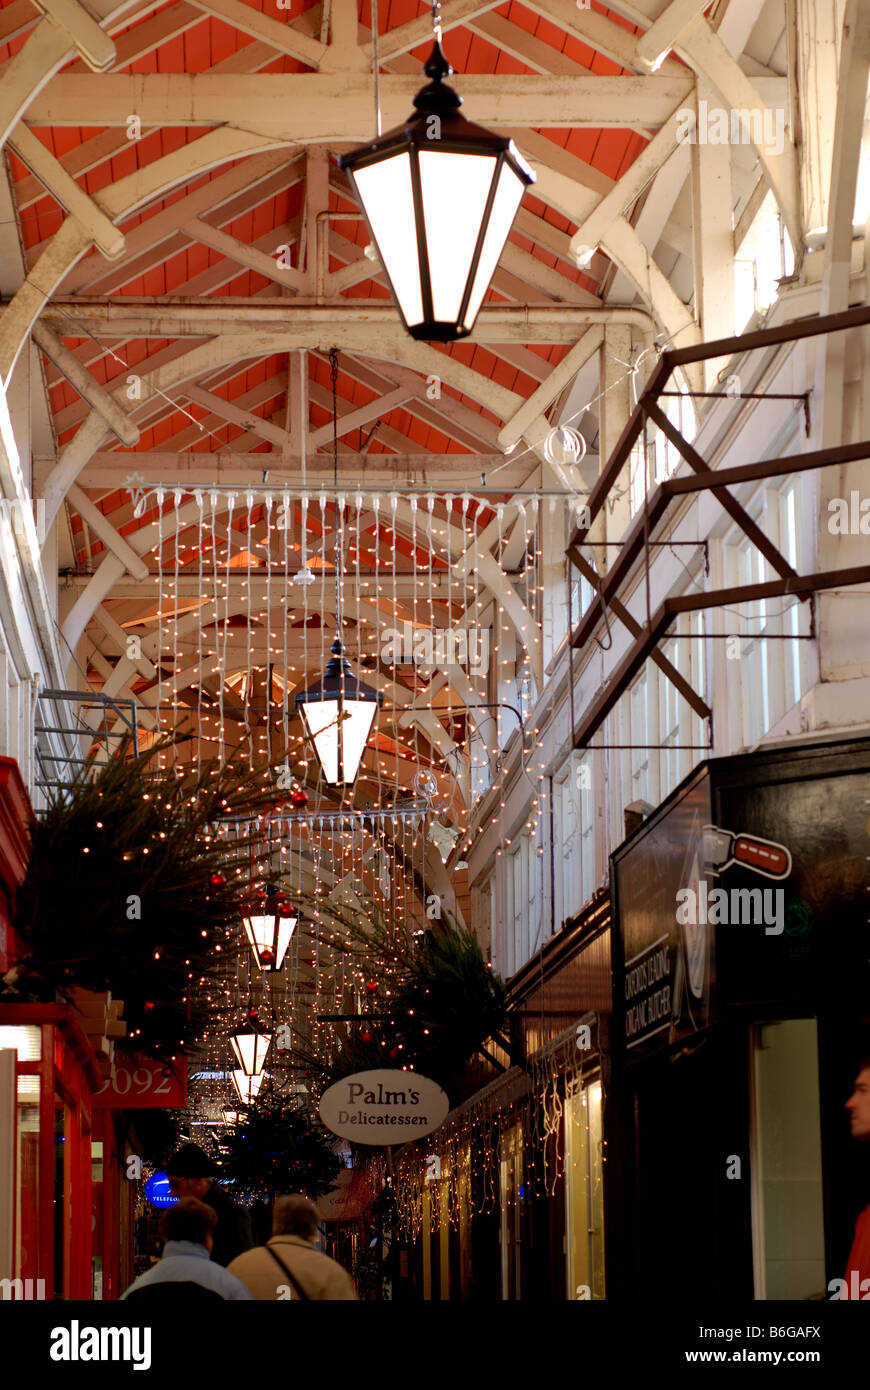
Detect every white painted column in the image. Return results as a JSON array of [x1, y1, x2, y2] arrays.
[[600, 324, 633, 546], [691, 77, 734, 384]]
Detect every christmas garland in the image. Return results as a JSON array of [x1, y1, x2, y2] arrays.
[[8, 741, 278, 1059]]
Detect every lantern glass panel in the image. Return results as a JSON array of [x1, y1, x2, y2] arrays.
[[463, 162, 525, 330], [418, 150, 497, 323], [353, 152, 423, 327], [273, 913, 298, 971], [339, 697, 379, 784], [243, 911, 270, 959], [299, 697, 341, 786], [232, 1069, 264, 1104], [231, 1030, 271, 1075]]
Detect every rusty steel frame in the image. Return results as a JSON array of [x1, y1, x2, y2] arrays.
[[565, 305, 870, 754], [570, 567, 870, 753]]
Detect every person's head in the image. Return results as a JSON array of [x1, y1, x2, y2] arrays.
[[272, 1194, 321, 1244], [165, 1144, 218, 1200], [846, 1058, 870, 1140], [160, 1196, 217, 1253]]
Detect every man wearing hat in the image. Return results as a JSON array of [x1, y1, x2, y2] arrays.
[[165, 1143, 254, 1267]]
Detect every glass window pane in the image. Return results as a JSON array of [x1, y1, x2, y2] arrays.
[[752, 1019, 826, 1299]]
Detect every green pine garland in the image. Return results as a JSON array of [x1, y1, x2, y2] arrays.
[[290, 911, 508, 1096], [10, 741, 278, 1058], [218, 1097, 343, 1200]]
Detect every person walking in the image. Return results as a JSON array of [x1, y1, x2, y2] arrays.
[[122, 1198, 253, 1302], [842, 1058, 870, 1298], [164, 1142, 254, 1267], [227, 1194, 357, 1300]]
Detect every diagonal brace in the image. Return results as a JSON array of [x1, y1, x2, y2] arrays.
[[570, 547, 711, 722], [644, 400, 801, 591]]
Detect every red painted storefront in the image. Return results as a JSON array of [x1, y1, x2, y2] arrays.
[[0, 757, 134, 1300]]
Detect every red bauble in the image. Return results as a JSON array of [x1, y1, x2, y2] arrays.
[[388, 1048, 399, 1059], [360, 1030, 374, 1044], [247, 1007, 259, 1021], [365, 981, 378, 992], [144, 1001, 155, 1012], [260, 948, 275, 965], [291, 788, 308, 807], [210, 872, 226, 886]]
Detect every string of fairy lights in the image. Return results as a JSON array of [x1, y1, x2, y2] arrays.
[[76, 345, 696, 1187], [381, 1034, 606, 1241], [104, 478, 563, 1127]]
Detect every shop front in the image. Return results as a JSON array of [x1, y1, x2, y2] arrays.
[[0, 756, 137, 1302], [394, 889, 612, 1301], [607, 736, 870, 1300]]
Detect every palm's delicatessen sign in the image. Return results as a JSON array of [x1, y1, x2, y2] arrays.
[[319, 1069, 449, 1145]]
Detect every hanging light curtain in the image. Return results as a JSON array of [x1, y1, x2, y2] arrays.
[[338, 10, 534, 342], [295, 350, 383, 786]]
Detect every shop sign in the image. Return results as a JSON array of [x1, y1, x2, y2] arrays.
[[144, 1172, 176, 1208], [624, 936, 674, 1048], [319, 1169, 365, 1222], [93, 1055, 187, 1108], [319, 1069, 449, 1145], [614, 773, 715, 1059]]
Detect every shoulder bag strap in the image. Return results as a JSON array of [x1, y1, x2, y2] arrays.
[[265, 1244, 311, 1300]]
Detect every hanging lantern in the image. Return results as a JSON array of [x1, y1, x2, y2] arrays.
[[230, 1024, 272, 1076], [338, 38, 534, 342], [232, 1069, 265, 1105], [295, 638, 383, 787], [242, 886, 298, 972]]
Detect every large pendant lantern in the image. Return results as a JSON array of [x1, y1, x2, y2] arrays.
[[242, 886, 298, 972], [231, 1070, 265, 1105], [295, 638, 383, 787], [230, 1024, 272, 1076], [338, 38, 534, 342]]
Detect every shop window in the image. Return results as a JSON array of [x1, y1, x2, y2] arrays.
[[91, 1140, 104, 1300], [751, 1019, 826, 1299], [567, 559, 596, 647], [457, 1146, 473, 1300], [726, 479, 810, 745], [629, 673, 651, 804], [629, 393, 696, 518], [438, 1159, 450, 1301], [734, 190, 794, 333], [554, 754, 594, 929], [564, 1081, 606, 1300], [659, 611, 706, 798], [499, 1124, 523, 1300], [506, 830, 539, 976], [16, 1100, 39, 1287]]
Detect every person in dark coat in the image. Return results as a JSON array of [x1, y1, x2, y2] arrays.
[[122, 1198, 252, 1302], [165, 1143, 254, 1267]]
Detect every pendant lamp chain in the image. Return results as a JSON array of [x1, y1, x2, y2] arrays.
[[330, 347, 342, 646]]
